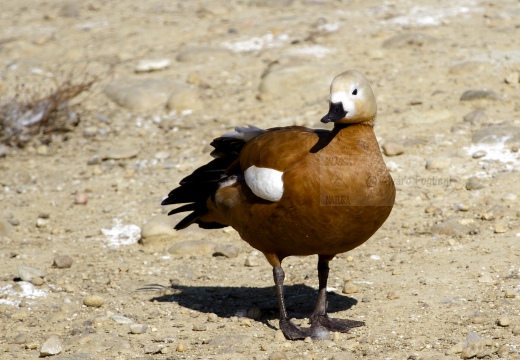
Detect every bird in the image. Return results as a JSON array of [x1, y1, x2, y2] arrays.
[[161, 69, 396, 340]]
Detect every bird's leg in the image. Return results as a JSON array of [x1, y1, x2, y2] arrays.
[[273, 266, 310, 340], [309, 256, 364, 334]]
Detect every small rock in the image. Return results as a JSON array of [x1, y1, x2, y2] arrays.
[[463, 109, 488, 124], [83, 126, 98, 137], [472, 150, 487, 159], [387, 291, 399, 300], [12, 333, 29, 344], [456, 203, 470, 211], [87, 154, 102, 165], [140, 214, 179, 246], [176, 342, 187, 352], [426, 157, 451, 171], [244, 256, 260, 267], [36, 217, 49, 228], [497, 344, 510, 357], [504, 289, 516, 298], [59, 2, 80, 17], [111, 314, 134, 324], [40, 335, 63, 357], [53, 255, 73, 268], [209, 334, 249, 347], [472, 125, 520, 146], [382, 142, 404, 156], [101, 147, 140, 160], [192, 323, 207, 331], [342, 283, 358, 294], [18, 265, 46, 282], [83, 295, 104, 307], [207, 313, 218, 322], [494, 222, 508, 234], [311, 327, 331, 340], [460, 89, 501, 101], [154, 151, 170, 160], [505, 72, 520, 85], [466, 177, 485, 190], [449, 61, 489, 75], [512, 325, 520, 335], [431, 219, 471, 237], [74, 193, 88, 205], [498, 316, 510, 327], [31, 277, 44, 286], [135, 59, 171, 73], [213, 244, 240, 258], [0, 144, 8, 157], [129, 323, 148, 334]]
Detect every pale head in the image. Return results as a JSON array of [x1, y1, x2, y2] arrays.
[[321, 70, 377, 126]]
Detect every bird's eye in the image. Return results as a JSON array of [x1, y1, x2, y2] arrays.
[[352, 89, 358, 95]]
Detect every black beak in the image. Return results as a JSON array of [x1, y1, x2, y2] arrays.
[[321, 102, 347, 123]]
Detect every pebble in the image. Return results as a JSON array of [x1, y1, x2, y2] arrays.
[[382, 142, 404, 156], [104, 78, 184, 111], [463, 109, 488, 124], [512, 325, 520, 335], [387, 291, 399, 300], [59, 2, 80, 17], [52, 255, 73, 269], [83, 126, 98, 137], [101, 147, 140, 160], [40, 335, 63, 357], [504, 289, 516, 298], [83, 295, 104, 307], [382, 33, 438, 48], [192, 323, 207, 331], [494, 222, 508, 234], [497, 344, 510, 357], [0, 219, 13, 239], [74, 193, 88, 205], [18, 265, 46, 282], [497, 316, 510, 327], [213, 244, 240, 258], [167, 88, 203, 113], [425, 157, 451, 171], [176, 342, 187, 352], [129, 323, 148, 334], [111, 314, 134, 324], [207, 313, 218, 322], [505, 72, 520, 85], [140, 214, 179, 246], [36, 217, 49, 228], [472, 150, 487, 159], [13, 333, 29, 344], [135, 59, 171, 73], [431, 219, 471, 237], [269, 351, 288, 360], [176, 47, 231, 63], [342, 283, 358, 294], [209, 334, 250, 347], [244, 256, 260, 267], [456, 203, 470, 211], [154, 151, 170, 160], [460, 89, 501, 101], [471, 125, 520, 145], [465, 177, 485, 190]]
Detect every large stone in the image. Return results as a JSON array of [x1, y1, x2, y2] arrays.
[[471, 125, 520, 146], [104, 79, 184, 112], [259, 65, 334, 101], [140, 214, 178, 247]]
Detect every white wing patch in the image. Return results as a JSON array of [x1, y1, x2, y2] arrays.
[[221, 125, 266, 142], [244, 166, 284, 202]]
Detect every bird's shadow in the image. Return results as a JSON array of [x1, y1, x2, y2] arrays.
[[140, 283, 358, 330]]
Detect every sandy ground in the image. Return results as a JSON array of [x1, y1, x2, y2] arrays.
[[1, 0, 520, 359]]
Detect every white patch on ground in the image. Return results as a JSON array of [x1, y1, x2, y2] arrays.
[[222, 33, 289, 52], [244, 165, 284, 202], [287, 45, 335, 58], [464, 141, 520, 172], [101, 219, 141, 247], [0, 281, 48, 307], [387, 4, 473, 27]]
